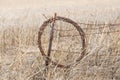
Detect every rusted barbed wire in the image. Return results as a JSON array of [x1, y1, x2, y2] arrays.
[[51, 23, 120, 31], [42, 14, 120, 31], [78, 22, 120, 26], [38, 16, 86, 68], [59, 30, 120, 37], [51, 49, 80, 54], [38, 15, 120, 69]]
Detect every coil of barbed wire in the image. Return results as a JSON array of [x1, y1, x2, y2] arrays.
[[38, 16, 86, 68]]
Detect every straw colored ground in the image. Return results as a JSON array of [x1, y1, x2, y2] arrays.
[[0, 10, 120, 80]]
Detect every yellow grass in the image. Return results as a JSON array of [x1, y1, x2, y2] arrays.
[[0, 10, 120, 80]]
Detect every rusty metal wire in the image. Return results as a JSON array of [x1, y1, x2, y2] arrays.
[[52, 23, 120, 31], [59, 30, 120, 37], [78, 22, 120, 26], [38, 16, 86, 68], [38, 15, 120, 69], [51, 49, 80, 53]]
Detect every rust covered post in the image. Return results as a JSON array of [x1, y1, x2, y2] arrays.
[[45, 13, 57, 69], [44, 13, 57, 80]]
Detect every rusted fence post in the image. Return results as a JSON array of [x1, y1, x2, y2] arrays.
[[43, 13, 57, 80]]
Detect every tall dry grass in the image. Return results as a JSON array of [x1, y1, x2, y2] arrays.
[[0, 11, 120, 80]]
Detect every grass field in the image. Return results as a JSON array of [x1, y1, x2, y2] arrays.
[[0, 9, 120, 80]]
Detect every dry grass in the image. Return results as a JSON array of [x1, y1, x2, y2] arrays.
[[0, 10, 120, 80]]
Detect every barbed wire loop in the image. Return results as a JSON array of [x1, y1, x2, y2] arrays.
[[38, 16, 86, 68]]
